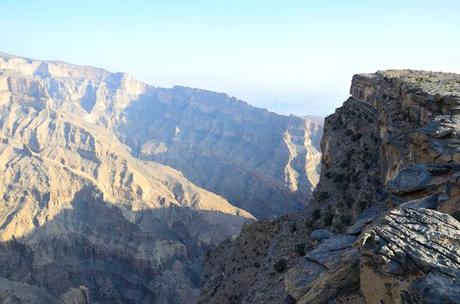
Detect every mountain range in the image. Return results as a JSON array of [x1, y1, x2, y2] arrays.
[[0, 52, 322, 303]]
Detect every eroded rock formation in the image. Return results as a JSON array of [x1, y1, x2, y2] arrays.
[[0, 52, 322, 303], [359, 208, 460, 304], [0, 52, 323, 219], [199, 70, 460, 303]]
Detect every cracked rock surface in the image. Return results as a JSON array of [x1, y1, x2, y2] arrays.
[[358, 208, 460, 304], [199, 70, 460, 304]]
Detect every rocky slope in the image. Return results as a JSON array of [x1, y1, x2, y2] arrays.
[[199, 70, 460, 303], [0, 52, 323, 219], [0, 52, 322, 303]]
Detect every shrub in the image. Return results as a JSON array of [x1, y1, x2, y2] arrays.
[[317, 191, 330, 202], [333, 222, 345, 232], [345, 129, 353, 136], [312, 209, 321, 220], [290, 223, 297, 233], [333, 173, 346, 183], [340, 214, 352, 226], [324, 212, 334, 225], [285, 295, 297, 304], [295, 243, 306, 256], [351, 133, 362, 141], [345, 197, 354, 208], [274, 258, 288, 273]]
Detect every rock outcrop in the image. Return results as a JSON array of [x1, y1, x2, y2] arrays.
[[359, 208, 460, 304], [199, 70, 460, 303], [284, 234, 359, 303]]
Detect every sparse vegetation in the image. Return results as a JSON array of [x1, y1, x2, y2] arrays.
[[273, 258, 287, 273], [333, 222, 344, 232], [333, 173, 346, 183], [317, 191, 330, 202], [312, 208, 321, 220], [340, 214, 352, 226], [324, 212, 334, 226], [351, 133, 362, 141], [285, 295, 297, 304], [295, 243, 306, 256]]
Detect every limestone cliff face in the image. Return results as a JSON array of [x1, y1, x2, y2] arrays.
[[0, 52, 323, 219], [199, 70, 460, 304]]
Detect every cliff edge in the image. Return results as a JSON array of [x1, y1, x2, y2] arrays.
[[199, 70, 460, 304]]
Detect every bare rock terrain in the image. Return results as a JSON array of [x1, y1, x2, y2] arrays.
[[199, 70, 460, 303], [359, 208, 460, 304]]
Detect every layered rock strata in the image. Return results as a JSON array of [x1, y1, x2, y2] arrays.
[[199, 70, 460, 303]]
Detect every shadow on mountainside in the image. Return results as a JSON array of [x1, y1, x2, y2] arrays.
[[114, 90, 315, 219], [0, 186, 250, 304]]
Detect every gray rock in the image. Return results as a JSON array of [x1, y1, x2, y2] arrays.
[[285, 235, 359, 303], [347, 207, 381, 235], [398, 194, 438, 209], [387, 164, 433, 194], [358, 208, 460, 304], [411, 272, 460, 304], [309, 229, 334, 241], [423, 119, 455, 138], [306, 235, 356, 266]]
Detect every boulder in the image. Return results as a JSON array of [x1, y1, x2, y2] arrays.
[[358, 208, 460, 304], [387, 165, 433, 194], [59, 286, 90, 304], [309, 229, 334, 241], [347, 207, 381, 235], [285, 235, 360, 303]]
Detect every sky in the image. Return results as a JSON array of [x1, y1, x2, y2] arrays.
[[1, 0, 460, 116]]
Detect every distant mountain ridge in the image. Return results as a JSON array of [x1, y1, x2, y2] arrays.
[[0, 52, 322, 219]]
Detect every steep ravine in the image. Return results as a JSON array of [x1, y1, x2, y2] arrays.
[[199, 70, 460, 304]]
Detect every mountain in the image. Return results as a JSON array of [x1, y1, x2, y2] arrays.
[[0, 52, 323, 219], [199, 70, 460, 303], [0, 52, 322, 303]]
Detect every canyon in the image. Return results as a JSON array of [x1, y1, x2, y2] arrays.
[[1, 51, 459, 303], [0, 52, 322, 303]]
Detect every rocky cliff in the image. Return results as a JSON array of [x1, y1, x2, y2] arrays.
[[199, 70, 460, 303], [0, 52, 321, 303]]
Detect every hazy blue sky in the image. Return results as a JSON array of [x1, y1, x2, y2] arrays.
[[1, 0, 459, 116]]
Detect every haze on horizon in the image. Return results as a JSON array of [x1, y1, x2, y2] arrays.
[[1, 0, 459, 116]]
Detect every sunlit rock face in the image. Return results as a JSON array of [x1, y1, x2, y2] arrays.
[[0, 52, 322, 220]]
